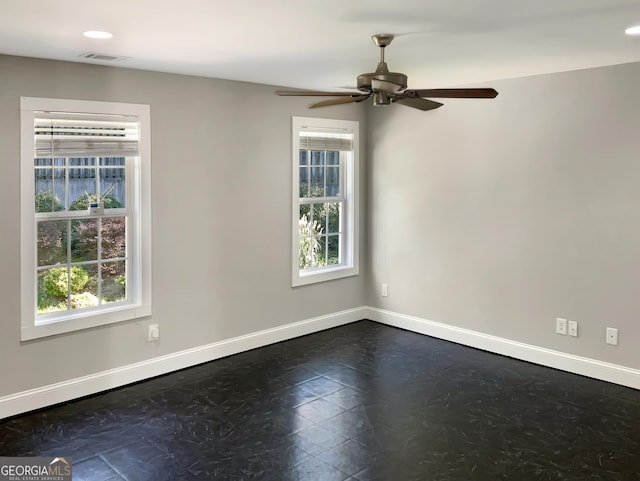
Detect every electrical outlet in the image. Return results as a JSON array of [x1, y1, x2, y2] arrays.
[[148, 324, 159, 342], [606, 327, 618, 346], [556, 318, 567, 335], [568, 320, 578, 337], [381, 283, 388, 297]]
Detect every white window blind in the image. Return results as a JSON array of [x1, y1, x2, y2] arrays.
[[299, 131, 353, 151], [34, 112, 139, 158]]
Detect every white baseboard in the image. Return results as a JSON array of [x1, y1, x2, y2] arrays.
[[0, 307, 364, 420], [365, 306, 640, 390], [4, 306, 638, 420]]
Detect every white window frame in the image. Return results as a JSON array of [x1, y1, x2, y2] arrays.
[[20, 97, 152, 340], [292, 117, 359, 286]]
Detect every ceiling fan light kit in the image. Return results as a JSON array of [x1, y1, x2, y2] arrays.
[[276, 34, 498, 111]]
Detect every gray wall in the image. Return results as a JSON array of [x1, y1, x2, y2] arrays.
[[0, 54, 367, 397], [2, 52, 639, 400], [366, 61, 640, 369]]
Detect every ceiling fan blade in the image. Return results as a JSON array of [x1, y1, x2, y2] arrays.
[[407, 88, 499, 99], [310, 95, 370, 109], [393, 97, 443, 111], [371, 78, 403, 94], [276, 90, 363, 97]]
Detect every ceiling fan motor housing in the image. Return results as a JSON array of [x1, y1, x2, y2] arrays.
[[357, 69, 408, 92]]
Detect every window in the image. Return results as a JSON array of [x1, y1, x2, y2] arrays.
[[292, 117, 359, 286], [20, 97, 151, 340]]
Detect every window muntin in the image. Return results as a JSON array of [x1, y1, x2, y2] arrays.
[[21, 97, 151, 340], [292, 117, 359, 286]]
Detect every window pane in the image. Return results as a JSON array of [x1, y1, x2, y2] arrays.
[[69, 168, 97, 210], [101, 217, 126, 259], [37, 268, 68, 314], [326, 203, 341, 234], [299, 150, 308, 166], [309, 167, 325, 197], [34, 186, 64, 213], [317, 236, 327, 267], [311, 150, 324, 167], [71, 264, 98, 310], [299, 166, 310, 198], [299, 203, 311, 220], [34, 167, 65, 213], [100, 171, 126, 208], [326, 167, 340, 197], [310, 151, 324, 196], [310, 169, 324, 196], [327, 234, 340, 265], [102, 260, 126, 303], [100, 157, 125, 166], [71, 219, 98, 262], [37, 220, 67, 266], [52, 168, 66, 211], [69, 157, 96, 166], [35, 158, 51, 167], [326, 151, 339, 165], [298, 208, 322, 269], [300, 204, 322, 232], [312, 204, 326, 233]]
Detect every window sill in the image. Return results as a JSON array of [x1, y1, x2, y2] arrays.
[[292, 264, 359, 287], [21, 303, 152, 341]]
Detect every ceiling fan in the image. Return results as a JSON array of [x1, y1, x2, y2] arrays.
[[276, 34, 498, 111]]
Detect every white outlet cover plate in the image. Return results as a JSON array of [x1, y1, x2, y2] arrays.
[[556, 318, 567, 335], [148, 324, 159, 341]]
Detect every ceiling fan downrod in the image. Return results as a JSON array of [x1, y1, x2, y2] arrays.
[[372, 33, 394, 63]]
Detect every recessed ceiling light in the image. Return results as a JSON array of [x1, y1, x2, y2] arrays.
[[625, 25, 640, 36], [83, 30, 113, 39]]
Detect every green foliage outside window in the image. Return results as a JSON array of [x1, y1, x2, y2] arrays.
[[299, 214, 322, 269], [299, 200, 340, 269], [36, 193, 126, 312], [39, 266, 91, 313], [70, 192, 122, 211], [35, 190, 63, 213]]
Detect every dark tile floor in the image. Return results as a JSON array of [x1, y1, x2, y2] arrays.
[[2, 320, 640, 480]]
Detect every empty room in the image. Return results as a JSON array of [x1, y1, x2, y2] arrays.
[[2, 1, 640, 480]]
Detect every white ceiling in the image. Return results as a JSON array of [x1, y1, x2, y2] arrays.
[[2, 0, 640, 90]]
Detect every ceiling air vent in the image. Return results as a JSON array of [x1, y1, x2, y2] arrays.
[[79, 52, 129, 62]]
